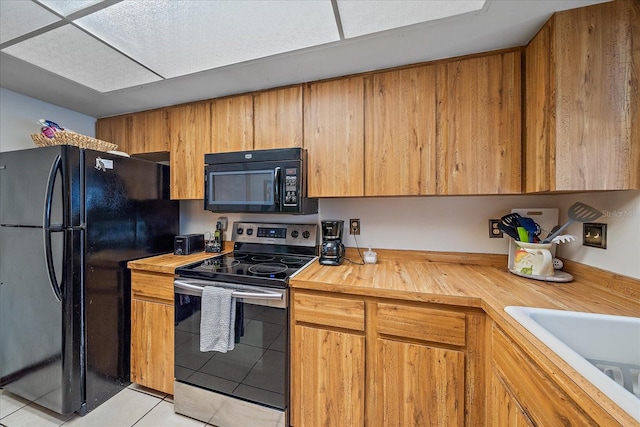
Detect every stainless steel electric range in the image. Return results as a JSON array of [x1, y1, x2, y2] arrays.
[[173, 222, 317, 427]]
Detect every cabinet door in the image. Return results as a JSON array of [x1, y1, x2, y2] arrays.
[[373, 338, 464, 427], [371, 302, 467, 426], [211, 94, 253, 153], [254, 86, 303, 149], [95, 115, 129, 153], [552, 0, 639, 190], [169, 103, 212, 200], [364, 66, 437, 196], [130, 298, 174, 394], [491, 325, 598, 426], [524, 23, 552, 193], [128, 109, 170, 155], [436, 51, 522, 194], [291, 324, 365, 427], [290, 291, 365, 426], [303, 78, 365, 197], [490, 370, 535, 427]]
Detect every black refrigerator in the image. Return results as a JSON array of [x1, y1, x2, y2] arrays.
[[0, 145, 179, 415]]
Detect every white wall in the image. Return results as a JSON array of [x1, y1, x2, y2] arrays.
[[181, 190, 640, 279], [0, 88, 96, 152]]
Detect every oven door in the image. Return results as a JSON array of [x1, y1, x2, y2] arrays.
[[174, 279, 288, 413]]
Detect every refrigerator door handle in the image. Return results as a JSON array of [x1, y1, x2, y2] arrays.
[[44, 155, 63, 301]]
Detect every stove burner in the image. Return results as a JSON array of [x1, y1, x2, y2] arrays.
[[233, 253, 248, 260], [280, 257, 307, 266], [201, 259, 240, 270], [251, 255, 275, 262], [248, 263, 288, 275]]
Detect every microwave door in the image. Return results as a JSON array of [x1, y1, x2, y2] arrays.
[[206, 167, 279, 213]]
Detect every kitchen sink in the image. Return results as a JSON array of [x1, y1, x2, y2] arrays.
[[504, 306, 640, 422]]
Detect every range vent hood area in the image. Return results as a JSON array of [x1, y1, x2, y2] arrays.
[[0, 0, 608, 117]]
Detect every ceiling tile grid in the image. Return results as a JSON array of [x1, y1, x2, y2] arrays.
[[2, 24, 161, 92], [0, 0, 489, 94], [75, 0, 341, 80]]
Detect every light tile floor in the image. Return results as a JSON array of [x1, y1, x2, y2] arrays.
[[0, 384, 213, 427]]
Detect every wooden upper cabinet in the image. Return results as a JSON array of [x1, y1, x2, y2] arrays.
[[169, 103, 212, 200], [525, 0, 640, 191], [436, 51, 522, 195], [364, 66, 437, 196], [254, 86, 303, 149], [127, 109, 170, 155], [95, 115, 129, 153], [303, 78, 365, 197], [210, 94, 253, 153]]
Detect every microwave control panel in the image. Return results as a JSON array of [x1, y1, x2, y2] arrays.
[[284, 167, 299, 206]]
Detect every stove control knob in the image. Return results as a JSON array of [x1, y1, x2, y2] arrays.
[[246, 228, 254, 236], [236, 227, 244, 235], [291, 230, 299, 238], [302, 230, 310, 239]]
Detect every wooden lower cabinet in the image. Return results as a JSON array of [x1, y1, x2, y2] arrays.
[[372, 338, 464, 426], [130, 271, 175, 394], [490, 324, 598, 426], [290, 290, 484, 426], [490, 371, 535, 427]]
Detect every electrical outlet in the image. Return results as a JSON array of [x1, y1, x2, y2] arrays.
[[489, 219, 503, 238], [583, 223, 607, 249], [350, 219, 360, 235]]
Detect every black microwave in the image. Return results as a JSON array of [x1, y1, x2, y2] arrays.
[[204, 148, 318, 214]]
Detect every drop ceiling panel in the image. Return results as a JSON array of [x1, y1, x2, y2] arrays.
[[38, 0, 105, 17], [2, 24, 162, 92], [0, 0, 60, 44], [75, 0, 340, 79], [337, 0, 486, 39]]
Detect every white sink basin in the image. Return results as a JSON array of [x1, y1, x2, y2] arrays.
[[505, 306, 640, 422]]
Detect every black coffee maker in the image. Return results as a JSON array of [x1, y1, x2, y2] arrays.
[[319, 220, 345, 266]]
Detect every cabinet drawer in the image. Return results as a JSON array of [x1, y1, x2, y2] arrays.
[[293, 292, 364, 331], [131, 271, 174, 304], [376, 303, 466, 346]]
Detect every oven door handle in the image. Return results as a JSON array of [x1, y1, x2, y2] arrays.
[[174, 280, 284, 300]]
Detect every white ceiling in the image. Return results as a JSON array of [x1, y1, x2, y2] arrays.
[[0, 0, 609, 118]]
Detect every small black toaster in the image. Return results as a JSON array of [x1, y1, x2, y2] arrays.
[[174, 234, 205, 255]]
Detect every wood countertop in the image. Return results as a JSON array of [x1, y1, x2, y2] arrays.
[[128, 247, 640, 425], [127, 251, 217, 274]]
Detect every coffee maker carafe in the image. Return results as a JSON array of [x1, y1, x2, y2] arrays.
[[320, 220, 345, 266]]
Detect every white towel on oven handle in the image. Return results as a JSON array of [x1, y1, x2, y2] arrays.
[[200, 286, 236, 353]]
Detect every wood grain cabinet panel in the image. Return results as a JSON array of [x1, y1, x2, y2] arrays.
[[372, 338, 464, 427], [364, 66, 437, 196], [490, 371, 535, 427], [291, 325, 365, 427], [290, 290, 366, 426], [127, 109, 170, 155], [130, 277, 174, 395], [168, 103, 212, 200], [525, 0, 640, 191], [436, 51, 522, 194], [491, 325, 598, 426], [303, 78, 365, 197], [254, 86, 303, 150], [95, 115, 129, 153], [211, 94, 253, 153], [376, 302, 465, 346]]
